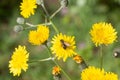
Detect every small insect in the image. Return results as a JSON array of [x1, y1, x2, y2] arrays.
[[60, 39, 70, 49]]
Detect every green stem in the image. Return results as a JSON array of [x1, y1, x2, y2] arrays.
[[45, 44, 71, 80], [24, 22, 51, 30], [40, 2, 59, 34], [50, 6, 63, 19], [50, 20, 59, 34], [41, 2, 49, 17], [45, 43, 53, 57], [100, 46, 103, 69], [28, 57, 54, 63], [25, 22, 38, 27], [53, 60, 72, 80]]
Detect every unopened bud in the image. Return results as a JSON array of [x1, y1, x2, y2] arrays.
[[16, 17, 25, 24], [113, 52, 120, 58], [60, 0, 68, 7], [14, 25, 23, 32], [36, 0, 41, 5], [113, 48, 120, 58]]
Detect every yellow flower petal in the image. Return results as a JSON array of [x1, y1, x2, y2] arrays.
[[81, 66, 118, 80]]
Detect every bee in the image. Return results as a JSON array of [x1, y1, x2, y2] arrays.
[[60, 39, 70, 49]]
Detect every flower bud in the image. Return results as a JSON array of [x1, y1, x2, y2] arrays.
[[60, 0, 68, 7], [113, 48, 120, 58], [14, 25, 23, 32], [16, 17, 25, 24], [36, 0, 41, 5]]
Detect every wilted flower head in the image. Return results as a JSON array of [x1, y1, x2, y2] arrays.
[[14, 25, 23, 32], [90, 22, 117, 46], [52, 66, 61, 80], [16, 17, 25, 24], [73, 54, 83, 64], [52, 66, 61, 76]]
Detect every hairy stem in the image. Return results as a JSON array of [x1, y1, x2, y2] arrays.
[[100, 46, 103, 69], [45, 44, 72, 80]]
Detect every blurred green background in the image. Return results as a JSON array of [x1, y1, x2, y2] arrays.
[[0, 0, 120, 80]]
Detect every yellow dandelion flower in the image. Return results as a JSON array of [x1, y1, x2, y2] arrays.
[[29, 25, 49, 45], [104, 72, 118, 80], [51, 33, 76, 61], [9, 45, 29, 76], [20, 0, 37, 18], [90, 22, 117, 46], [81, 66, 105, 80], [52, 66, 61, 76], [81, 66, 118, 80]]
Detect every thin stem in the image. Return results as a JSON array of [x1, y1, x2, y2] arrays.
[[45, 44, 72, 80], [24, 22, 51, 30], [40, 2, 59, 34], [53, 60, 72, 80], [41, 2, 49, 17], [45, 43, 53, 57], [100, 45, 103, 69], [25, 22, 38, 27], [50, 20, 59, 34], [50, 6, 63, 19], [28, 57, 54, 63]]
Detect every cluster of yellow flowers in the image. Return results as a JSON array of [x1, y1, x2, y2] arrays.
[[8, 0, 119, 80]]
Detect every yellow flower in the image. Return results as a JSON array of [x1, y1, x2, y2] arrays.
[[9, 45, 29, 76], [51, 33, 76, 61], [29, 25, 49, 45], [20, 0, 37, 18], [81, 66, 118, 80], [90, 22, 117, 46], [81, 66, 105, 80], [104, 72, 118, 80]]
